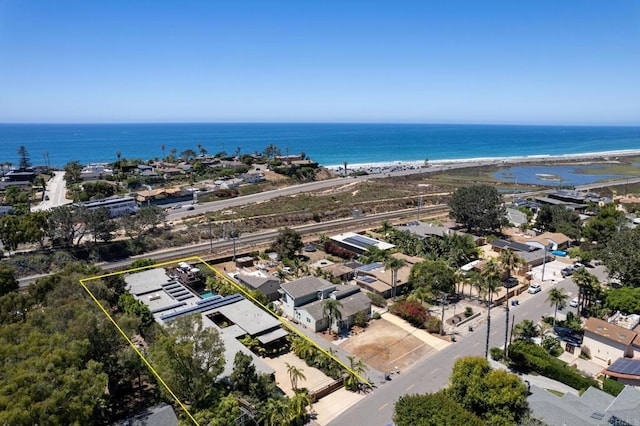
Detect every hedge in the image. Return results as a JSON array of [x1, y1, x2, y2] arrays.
[[508, 341, 599, 391]]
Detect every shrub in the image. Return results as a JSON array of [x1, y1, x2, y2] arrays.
[[372, 312, 381, 320], [490, 347, 504, 361], [602, 377, 624, 397], [508, 341, 599, 391], [464, 307, 474, 318], [390, 300, 428, 328], [425, 317, 442, 334]]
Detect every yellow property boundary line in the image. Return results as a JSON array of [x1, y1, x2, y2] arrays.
[[80, 255, 370, 424]]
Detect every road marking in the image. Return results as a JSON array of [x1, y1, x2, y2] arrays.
[[379, 403, 388, 411], [473, 342, 480, 347], [406, 384, 415, 391], [491, 331, 498, 336], [431, 368, 439, 374]]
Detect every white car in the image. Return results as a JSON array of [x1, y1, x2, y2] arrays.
[[528, 284, 542, 294], [569, 297, 579, 308]]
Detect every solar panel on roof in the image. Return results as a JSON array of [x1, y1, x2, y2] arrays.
[[160, 294, 243, 321], [343, 236, 374, 249], [359, 276, 376, 283], [608, 358, 640, 376], [358, 262, 383, 271]]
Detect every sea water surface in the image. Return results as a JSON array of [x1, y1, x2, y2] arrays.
[[0, 123, 638, 168]]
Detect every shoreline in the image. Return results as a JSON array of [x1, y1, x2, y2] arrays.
[[325, 149, 640, 174]]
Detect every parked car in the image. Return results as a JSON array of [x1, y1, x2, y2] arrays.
[[172, 204, 182, 209], [186, 205, 195, 211], [503, 277, 519, 288], [528, 283, 542, 294], [569, 297, 579, 308], [561, 267, 574, 277]]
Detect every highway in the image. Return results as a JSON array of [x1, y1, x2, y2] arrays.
[[328, 273, 586, 426]]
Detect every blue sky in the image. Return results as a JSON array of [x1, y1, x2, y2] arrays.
[[0, 1, 639, 124]]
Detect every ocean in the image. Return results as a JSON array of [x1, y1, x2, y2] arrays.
[[0, 123, 639, 169]]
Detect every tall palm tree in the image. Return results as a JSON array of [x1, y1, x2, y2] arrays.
[[513, 319, 541, 343], [499, 249, 524, 358], [385, 257, 407, 299], [343, 160, 348, 176], [285, 362, 306, 391], [407, 286, 431, 306], [160, 144, 165, 160], [573, 267, 596, 312], [322, 299, 343, 334], [546, 288, 569, 326], [481, 259, 501, 358]]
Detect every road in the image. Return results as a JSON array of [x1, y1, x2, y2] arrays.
[[31, 171, 72, 212], [328, 273, 587, 426], [18, 204, 449, 288]]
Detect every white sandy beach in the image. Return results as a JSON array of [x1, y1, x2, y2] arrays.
[[327, 149, 640, 175]]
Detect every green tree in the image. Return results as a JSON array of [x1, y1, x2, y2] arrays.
[[534, 204, 582, 240], [573, 267, 600, 311], [345, 355, 368, 392], [288, 390, 313, 424], [0, 215, 23, 254], [271, 227, 304, 260], [149, 315, 225, 408], [394, 392, 484, 426], [230, 351, 258, 395], [448, 185, 505, 234], [322, 298, 343, 334], [446, 356, 529, 425], [546, 288, 569, 326], [408, 259, 456, 295], [47, 204, 88, 247], [512, 319, 541, 343], [481, 260, 501, 358], [600, 226, 640, 287], [0, 265, 19, 296], [499, 249, 524, 357], [63, 160, 83, 186], [86, 207, 117, 244], [285, 362, 306, 391], [385, 256, 407, 298], [17, 145, 31, 170], [582, 204, 626, 245], [605, 287, 640, 314], [259, 398, 289, 426]]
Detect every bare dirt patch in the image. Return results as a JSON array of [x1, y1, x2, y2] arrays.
[[339, 318, 433, 373]]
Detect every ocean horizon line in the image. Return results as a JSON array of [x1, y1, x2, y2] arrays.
[[2, 121, 640, 128]]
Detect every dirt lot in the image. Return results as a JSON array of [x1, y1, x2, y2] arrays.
[[339, 318, 433, 373]]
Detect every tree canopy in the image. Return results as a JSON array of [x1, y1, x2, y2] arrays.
[[599, 226, 640, 287], [394, 392, 484, 426], [534, 204, 582, 240], [448, 185, 505, 234], [271, 227, 304, 260]]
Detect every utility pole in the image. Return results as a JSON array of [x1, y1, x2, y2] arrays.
[[208, 219, 213, 253], [231, 211, 237, 261], [440, 292, 447, 336], [541, 244, 550, 281]]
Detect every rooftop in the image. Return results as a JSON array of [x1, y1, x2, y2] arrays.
[[280, 276, 336, 299], [584, 317, 638, 346]]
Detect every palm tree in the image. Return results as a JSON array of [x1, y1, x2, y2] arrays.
[[288, 390, 313, 424], [322, 299, 343, 334], [481, 259, 501, 358], [573, 267, 597, 313], [345, 355, 369, 391], [259, 398, 289, 426], [546, 288, 569, 326], [407, 286, 431, 306], [513, 319, 541, 343], [290, 335, 315, 360], [285, 362, 306, 391], [343, 160, 348, 176], [385, 257, 407, 299], [160, 144, 165, 160], [499, 249, 524, 358]]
